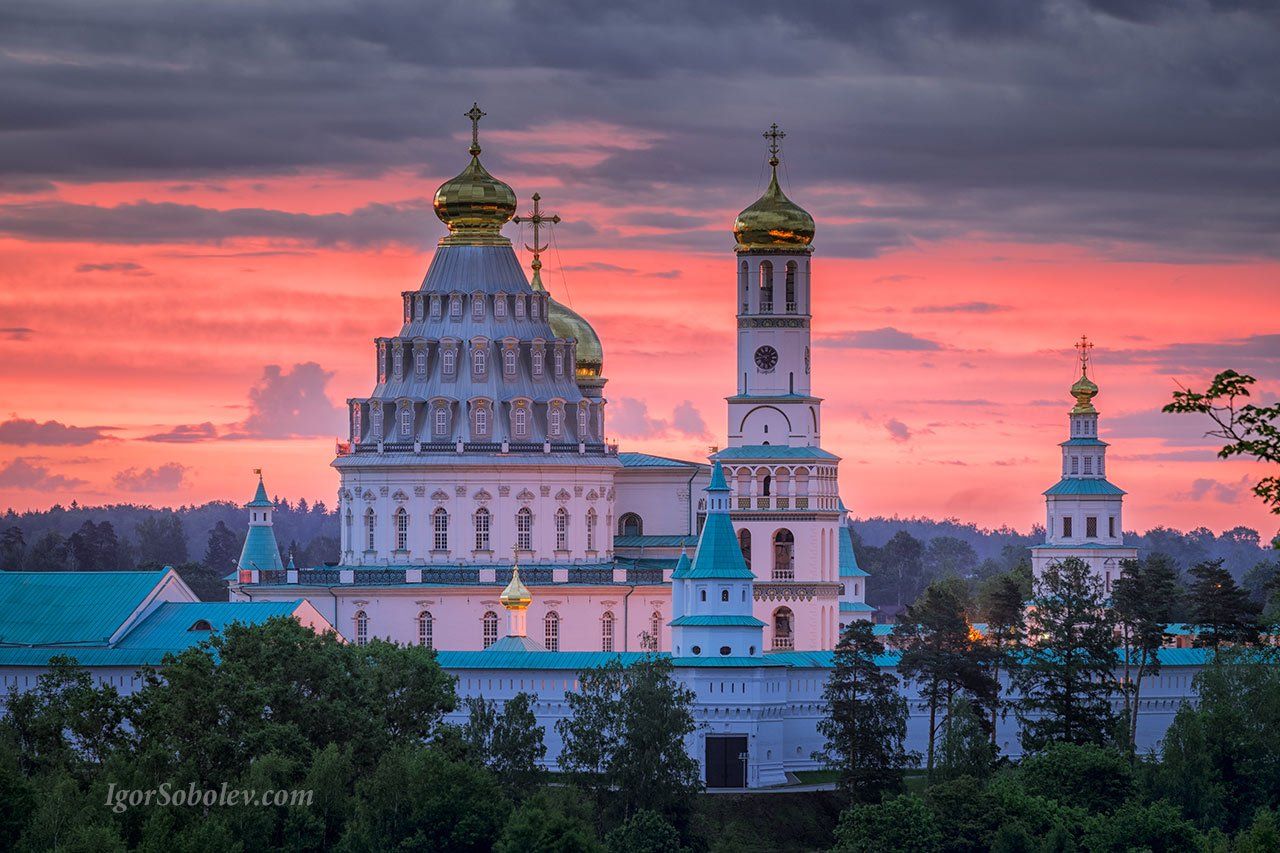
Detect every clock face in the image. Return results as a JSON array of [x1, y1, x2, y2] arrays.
[[754, 345, 779, 371]]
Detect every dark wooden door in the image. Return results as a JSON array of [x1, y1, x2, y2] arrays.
[[705, 736, 748, 788]]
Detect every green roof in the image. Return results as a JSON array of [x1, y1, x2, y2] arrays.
[[1043, 478, 1126, 496], [713, 445, 838, 461], [0, 571, 169, 646], [247, 476, 273, 507], [671, 549, 694, 580], [708, 460, 729, 491], [114, 601, 301, 651], [839, 601, 876, 612], [683, 512, 753, 581], [838, 527, 869, 577], [669, 614, 766, 628], [617, 452, 702, 469], [614, 535, 698, 549], [238, 524, 284, 572], [1060, 438, 1108, 447]]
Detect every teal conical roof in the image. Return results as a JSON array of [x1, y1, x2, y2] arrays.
[[247, 475, 272, 508], [238, 525, 284, 572], [707, 460, 729, 491], [683, 462, 753, 580], [671, 547, 693, 580]]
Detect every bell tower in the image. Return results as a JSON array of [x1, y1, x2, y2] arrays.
[[728, 124, 820, 447]]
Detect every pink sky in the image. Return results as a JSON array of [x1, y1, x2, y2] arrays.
[[1, 160, 1276, 538]]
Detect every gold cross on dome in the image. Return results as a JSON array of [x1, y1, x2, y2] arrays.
[[513, 192, 561, 272], [764, 123, 786, 165], [465, 103, 486, 155], [1075, 334, 1094, 375]]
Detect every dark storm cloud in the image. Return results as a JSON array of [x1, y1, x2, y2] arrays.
[[1105, 333, 1280, 374], [0, 0, 1278, 260], [0, 416, 118, 446]]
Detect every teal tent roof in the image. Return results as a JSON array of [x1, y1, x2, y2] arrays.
[[839, 601, 876, 612], [614, 534, 698, 549], [713, 445, 839, 461], [247, 476, 272, 507], [485, 634, 550, 653], [114, 600, 301, 651], [0, 571, 169, 646], [670, 549, 694, 580], [1060, 438, 1108, 447], [669, 614, 766, 628], [238, 525, 284, 572], [1044, 478, 1126, 496], [617, 452, 703, 469], [708, 459, 729, 491], [683, 491, 753, 580], [838, 527, 868, 577]]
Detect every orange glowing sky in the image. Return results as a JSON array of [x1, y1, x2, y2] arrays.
[[1, 1, 1277, 538]]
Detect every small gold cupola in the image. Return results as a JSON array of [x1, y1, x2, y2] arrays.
[[499, 564, 532, 610], [433, 103, 517, 246], [1070, 334, 1099, 414], [733, 123, 815, 253]]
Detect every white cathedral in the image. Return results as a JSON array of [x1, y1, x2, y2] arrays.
[[225, 108, 1169, 787]]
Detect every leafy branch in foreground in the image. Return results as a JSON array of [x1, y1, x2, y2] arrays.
[[1165, 369, 1280, 515]]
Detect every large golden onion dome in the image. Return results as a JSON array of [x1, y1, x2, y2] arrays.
[[433, 104, 517, 246], [1070, 372, 1099, 414], [533, 271, 604, 379], [733, 126, 814, 252], [499, 565, 532, 610]]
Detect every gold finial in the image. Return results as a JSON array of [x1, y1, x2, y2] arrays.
[[500, 543, 532, 609], [1074, 334, 1094, 377], [513, 192, 561, 287], [764, 123, 786, 167], [465, 102, 486, 156]]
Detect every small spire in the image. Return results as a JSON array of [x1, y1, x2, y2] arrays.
[[287, 553, 296, 570], [1074, 334, 1094, 378], [707, 460, 730, 492], [1069, 336, 1099, 414], [764, 122, 786, 168], [465, 102, 486, 157], [513, 192, 561, 290]]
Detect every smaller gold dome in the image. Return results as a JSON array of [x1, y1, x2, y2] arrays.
[[533, 270, 604, 379], [1070, 373, 1099, 414], [733, 161, 815, 252], [433, 104, 516, 246], [499, 565, 532, 610]]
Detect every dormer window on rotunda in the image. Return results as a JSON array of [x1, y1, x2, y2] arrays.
[[442, 346, 456, 376], [472, 292, 485, 319], [495, 296, 507, 318], [515, 296, 525, 318], [434, 405, 448, 436], [415, 347, 427, 377], [503, 347, 517, 377], [532, 347, 544, 376], [554, 348, 564, 375], [431, 296, 441, 318], [472, 346, 487, 377], [450, 296, 461, 318]]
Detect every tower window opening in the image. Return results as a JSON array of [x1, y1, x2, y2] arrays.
[[483, 611, 498, 648], [364, 508, 376, 551], [1070, 455, 1079, 474], [763, 474, 772, 496], [721, 589, 729, 602], [1086, 516, 1098, 538], [738, 528, 751, 568], [1109, 516, 1116, 537], [601, 611, 615, 652], [418, 611, 433, 648], [516, 507, 533, 550], [759, 260, 774, 313], [544, 611, 560, 651], [1063, 516, 1073, 538], [1083, 456, 1093, 475], [474, 507, 491, 551], [785, 261, 797, 312], [395, 506, 409, 551], [433, 507, 449, 551], [772, 607, 794, 650], [354, 610, 368, 646], [773, 528, 795, 580], [619, 513, 643, 537], [555, 507, 569, 550]]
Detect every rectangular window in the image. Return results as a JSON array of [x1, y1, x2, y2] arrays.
[[396, 509, 409, 550], [1083, 456, 1093, 475], [400, 407, 413, 435], [1070, 456, 1079, 474], [556, 511, 568, 550], [475, 510, 491, 551], [433, 511, 449, 550], [1086, 516, 1097, 538], [1063, 516, 1073, 538], [472, 295, 484, 318], [495, 298, 506, 318], [1109, 516, 1116, 537], [434, 408, 448, 435], [515, 297, 525, 318], [532, 351, 543, 376], [517, 511, 532, 550]]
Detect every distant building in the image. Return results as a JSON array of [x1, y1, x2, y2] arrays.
[[1031, 337, 1138, 592]]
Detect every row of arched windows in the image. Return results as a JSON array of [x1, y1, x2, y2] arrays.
[[352, 608, 666, 652], [376, 336, 571, 385], [355, 398, 595, 444], [739, 259, 800, 314], [403, 290, 548, 324], [349, 505, 601, 554], [736, 527, 795, 580]]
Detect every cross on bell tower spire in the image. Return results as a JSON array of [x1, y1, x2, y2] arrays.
[[763, 122, 786, 167], [513, 192, 561, 287], [465, 102, 486, 156], [1075, 333, 1094, 377]]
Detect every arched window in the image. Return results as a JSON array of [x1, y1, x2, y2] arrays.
[[601, 611, 615, 652], [578, 406, 589, 437], [351, 403, 362, 440], [549, 408, 562, 437], [354, 610, 368, 646], [721, 589, 730, 602], [442, 348, 456, 375], [418, 611, 433, 648], [773, 528, 795, 580], [532, 350, 544, 376], [504, 349, 517, 376], [434, 407, 448, 435], [763, 474, 772, 496], [483, 611, 498, 648], [400, 406, 413, 436], [515, 296, 526, 318], [555, 507, 569, 550], [475, 406, 488, 436], [619, 513, 643, 537], [586, 508, 597, 552], [415, 349, 426, 376], [495, 296, 506, 318], [649, 611, 662, 651], [554, 349, 564, 375], [740, 261, 749, 312], [394, 506, 409, 551], [472, 294, 485, 318], [450, 296, 462, 317], [516, 507, 533, 550], [514, 407, 528, 437], [759, 260, 774, 312], [737, 528, 752, 568], [531, 296, 540, 319], [544, 611, 560, 651], [773, 607, 794, 650], [431, 296, 441, 318], [364, 508, 376, 551], [785, 260, 797, 312], [474, 507, 491, 551], [432, 507, 449, 551], [472, 347, 487, 375]]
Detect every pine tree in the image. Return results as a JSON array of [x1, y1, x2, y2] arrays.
[[815, 620, 916, 802], [978, 570, 1027, 743], [1112, 555, 1179, 754], [203, 521, 242, 575], [898, 577, 998, 776], [1015, 557, 1118, 752], [25, 531, 70, 571], [0, 526, 25, 569], [1189, 559, 1260, 648], [135, 512, 189, 567]]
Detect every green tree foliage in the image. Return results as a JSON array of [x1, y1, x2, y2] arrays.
[[25, 530, 71, 570], [1017, 743, 1134, 815], [936, 698, 997, 782], [831, 793, 942, 853], [1188, 559, 1261, 648], [924, 536, 979, 581], [882, 530, 927, 608], [67, 520, 128, 571], [556, 657, 699, 831], [133, 512, 187, 567], [463, 692, 547, 796], [0, 526, 25, 569], [1156, 648, 1280, 832], [898, 578, 998, 775], [1080, 799, 1204, 852], [978, 570, 1027, 741], [815, 620, 916, 802], [1165, 369, 1280, 517], [496, 792, 600, 853], [202, 520, 241, 575], [1015, 558, 1118, 751], [602, 809, 684, 853], [1111, 555, 1179, 754]]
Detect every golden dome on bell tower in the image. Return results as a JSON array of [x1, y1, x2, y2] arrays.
[[433, 103, 517, 246], [733, 123, 815, 253]]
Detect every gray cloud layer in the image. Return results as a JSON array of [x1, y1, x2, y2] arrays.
[[0, 1, 1277, 260]]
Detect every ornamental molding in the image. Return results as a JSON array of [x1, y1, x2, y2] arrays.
[[753, 582, 842, 602], [555, 489, 572, 501], [391, 489, 409, 502], [738, 317, 808, 329], [455, 485, 467, 496], [474, 489, 492, 502], [586, 489, 599, 501], [517, 488, 535, 501], [540, 485, 551, 497], [574, 485, 584, 496], [499, 485, 511, 497], [361, 490, 375, 501], [414, 485, 426, 497], [431, 489, 450, 501], [379, 486, 389, 496]]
